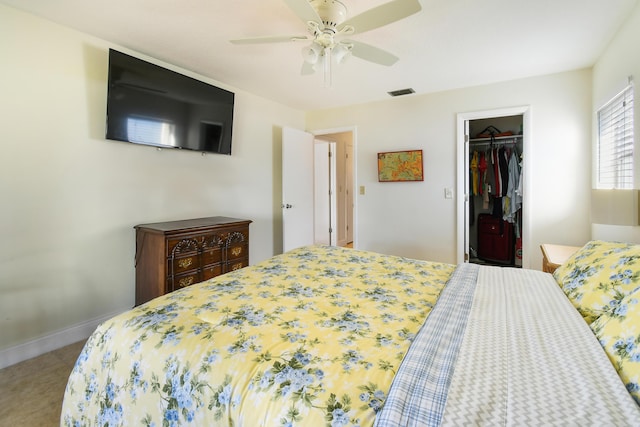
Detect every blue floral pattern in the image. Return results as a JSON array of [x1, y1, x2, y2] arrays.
[[553, 240, 640, 324], [591, 287, 640, 405], [62, 245, 454, 426]]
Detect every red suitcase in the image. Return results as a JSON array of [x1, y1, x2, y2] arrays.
[[477, 214, 514, 264]]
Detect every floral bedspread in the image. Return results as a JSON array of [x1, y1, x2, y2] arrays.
[[61, 245, 455, 427]]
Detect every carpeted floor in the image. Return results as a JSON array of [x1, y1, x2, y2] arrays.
[[0, 340, 85, 427]]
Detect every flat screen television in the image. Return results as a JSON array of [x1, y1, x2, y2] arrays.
[[106, 49, 234, 155]]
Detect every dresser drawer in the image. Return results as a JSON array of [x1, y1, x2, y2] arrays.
[[166, 237, 199, 257], [168, 254, 200, 276], [202, 246, 223, 266], [202, 232, 224, 249], [169, 271, 201, 291], [202, 264, 223, 280], [227, 243, 248, 261], [226, 257, 248, 273]]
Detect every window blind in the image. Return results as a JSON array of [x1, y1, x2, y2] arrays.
[[127, 117, 176, 147], [596, 83, 634, 189]]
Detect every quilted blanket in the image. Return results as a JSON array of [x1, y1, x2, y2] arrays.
[[377, 265, 640, 425], [61, 245, 454, 426]]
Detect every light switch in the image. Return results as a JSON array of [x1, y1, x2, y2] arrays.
[[359, 186, 366, 195], [444, 188, 453, 199]]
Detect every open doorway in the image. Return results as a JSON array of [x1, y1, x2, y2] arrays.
[[313, 128, 356, 249], [456, 107, 531, 268], [467, 116, 523, 267]]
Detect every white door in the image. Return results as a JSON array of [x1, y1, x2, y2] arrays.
[[282, 127, 314, 252], [314, 141, 337, 245]]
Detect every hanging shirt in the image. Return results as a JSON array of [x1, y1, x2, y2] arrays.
[[504, 150, 522, 223], [485, 149, 495, 196], [478, 151, 487, 196], [492, 148, 501, 196], [517, 154, 524, 199], [499, 146, 509, 197], [470, 151, 479, 196]]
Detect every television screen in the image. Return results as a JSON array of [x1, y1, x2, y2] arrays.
[[106, 49, 234, 155]]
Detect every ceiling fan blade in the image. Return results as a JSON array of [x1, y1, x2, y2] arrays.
[[346, 40, 399, 66], [341, 0, 422, 35], [230, 35, 310, 44], [283, 0, 323, 25]]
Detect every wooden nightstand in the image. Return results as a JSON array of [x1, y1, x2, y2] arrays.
[[540, 244, 580, 273]]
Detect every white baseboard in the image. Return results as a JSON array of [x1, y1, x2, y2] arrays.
[[0, 309, 125, 370]]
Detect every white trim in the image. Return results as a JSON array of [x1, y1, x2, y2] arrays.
[[0, 309, 125, 369], [456, 106, 532, 268]]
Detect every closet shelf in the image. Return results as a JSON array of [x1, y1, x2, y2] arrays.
[[469, 134, 523, 143]]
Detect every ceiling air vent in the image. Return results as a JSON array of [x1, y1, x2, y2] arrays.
[[388, 88, 415, 97]]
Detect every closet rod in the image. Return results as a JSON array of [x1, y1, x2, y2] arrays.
[[470, 139, 520, 147], [470, 134, 522, 142]]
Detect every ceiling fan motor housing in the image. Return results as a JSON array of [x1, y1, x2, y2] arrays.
[[310, 0, 348, 28]]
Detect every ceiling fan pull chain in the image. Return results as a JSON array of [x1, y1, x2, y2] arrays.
[[324, 46, 332, 88]]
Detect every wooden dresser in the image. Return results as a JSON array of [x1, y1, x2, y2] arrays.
[[134, 216, 251, 305]]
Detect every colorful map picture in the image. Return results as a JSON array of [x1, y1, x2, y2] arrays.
[[377, 150, 424, 182]]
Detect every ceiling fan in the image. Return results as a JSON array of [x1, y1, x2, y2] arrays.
[[230, 0, 422, 86]]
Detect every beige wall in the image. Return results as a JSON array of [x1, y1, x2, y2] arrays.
[[0, 5, 305, 357], [591, 1, 640, 242], [307, 68, 594, 268]]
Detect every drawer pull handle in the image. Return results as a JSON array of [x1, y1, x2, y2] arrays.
[[231, 247, 242, 257], [231, 263, 243, 271], [178, 258, 193, 269], [178, 277, 194, 288]]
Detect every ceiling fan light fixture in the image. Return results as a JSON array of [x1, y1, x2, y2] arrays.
[[301, 42, 322, 64], [332, 43, 352, 64]]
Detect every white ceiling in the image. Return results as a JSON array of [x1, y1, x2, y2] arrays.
[[3, 0, 638, 111]]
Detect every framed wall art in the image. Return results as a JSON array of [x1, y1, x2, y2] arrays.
[[377, 149, 424, 182]]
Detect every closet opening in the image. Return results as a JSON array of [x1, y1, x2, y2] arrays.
[[468, 115, 524, 267]]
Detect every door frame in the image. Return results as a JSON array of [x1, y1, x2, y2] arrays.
[[456, 106, 531, 268], [311, 125, 358, 248]]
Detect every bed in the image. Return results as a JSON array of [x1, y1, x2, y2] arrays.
[[61, 242, 640, 426]]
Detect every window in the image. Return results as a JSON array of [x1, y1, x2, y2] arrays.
[[127, 117, 176, 147], [596, 83, 634, 189]]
